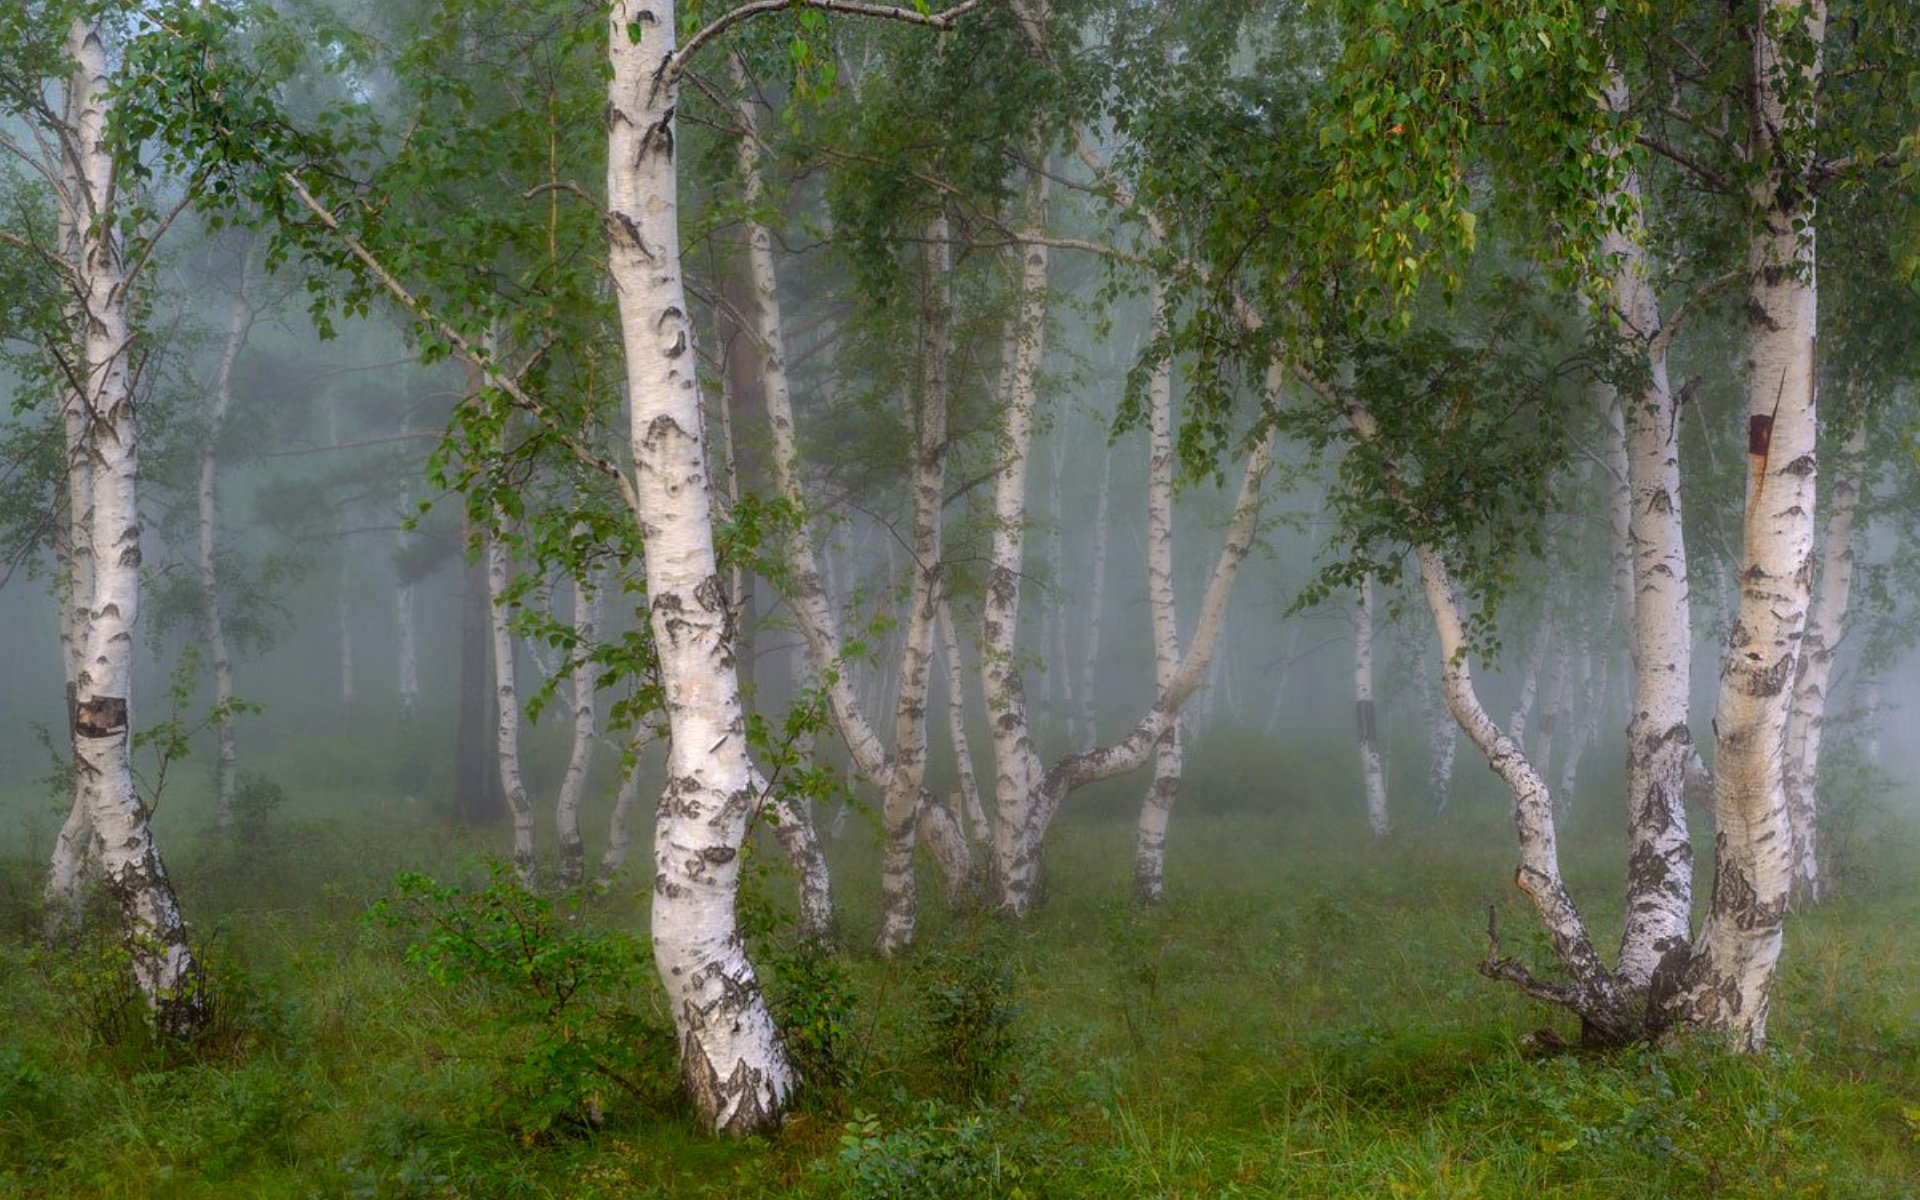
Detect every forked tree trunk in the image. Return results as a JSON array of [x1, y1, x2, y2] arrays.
[[555, 565, 599, 888], [1018, 402, 1278, 912], [485, 531, 537, 885], [1355, 576, 1389, 836], [200, 285, 251, 833], [1661, 0, 1825, 1047], [64, 18, 209, 1039], [608, 2, 792, 1132], [1783, 425, 1863, 907]]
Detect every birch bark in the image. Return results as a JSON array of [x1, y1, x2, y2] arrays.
[[1076, 442, 1112, 749], [46, 111, 96, 929], [485, 531, 538, 885], [982, 173, 1050, 912], [1601, 60, 1697, 994], [199, 286, 251, 833], [555, 565, 599, 888], [1135, 284, 1182, 902], [1783, 425, 1862, 906], [876, 219, 953, 955], [1664, 0, 1826, 1046], [608, 1, 792, 1131], [1355, 576, 1389, 837], [65, 17, 208, 1038]]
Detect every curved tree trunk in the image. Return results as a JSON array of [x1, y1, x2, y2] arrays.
[[65, 17, 209, 1039], [1783, 424, 1863, 907], [609, 2, 792, 1132], [1417, 547, 1634, 1042]]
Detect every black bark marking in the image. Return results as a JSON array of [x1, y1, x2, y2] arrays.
[[1748, 413, 1774, 457], [75, 696, 127, 738]]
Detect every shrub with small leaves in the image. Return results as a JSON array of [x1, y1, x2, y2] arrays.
[[367, 863, 677, 1137], [918, 936, 1020, 1101], [822, 1102, 1029, 1200]]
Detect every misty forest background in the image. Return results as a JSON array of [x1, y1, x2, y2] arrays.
[[3, 1, 1920, 1197]]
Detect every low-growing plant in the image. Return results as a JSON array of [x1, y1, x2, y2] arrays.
[[367, 863, 678, 1137], [821, 1101, 1030, 1200], [918, 934, 1021, 1101]]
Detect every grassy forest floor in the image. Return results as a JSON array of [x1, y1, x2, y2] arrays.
[[2, 734, 1918, 1199]]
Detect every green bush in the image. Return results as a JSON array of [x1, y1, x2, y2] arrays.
[[367, 863, 678, 1137], [821, 1102, 1030, 1200], [918, 935, 1020, 1102]]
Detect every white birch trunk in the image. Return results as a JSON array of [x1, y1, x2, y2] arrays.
[[937, 593, 988, 843], [1423, 651, 1458, 812], [1024, 407, 1279, 906], [600, 731, 650, 879], [1665, 0, 1826, 1047], [1355, 576, 1389, 837], [1135, 284, 1182, 902], [396, 413, 420, 727], [555, 566, 599, 888], [485, 531, 537, 885], [1783, 425, 1862, 907], [1076, 441, 1112, 749], [1417, 547, 1632, 1039], [65, 18, 208, 1038], [200, 287, 250, 832], [608, 2, 792, 1130], [1599, 59, 1699, 995], [876, 218, 953, 955], [1558, 650, 1608, 808], [983, 173, 1051, 913], [1507, 621, 1549, 754], [46, 130, 97, 930]]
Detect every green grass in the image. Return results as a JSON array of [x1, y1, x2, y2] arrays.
[[2, 742, 1918, 1199]]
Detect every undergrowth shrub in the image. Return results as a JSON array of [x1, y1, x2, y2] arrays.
[[368, 863, 678, 1138], [918, 933, 1020, 1101], [820, 1101, 1031, 1200]]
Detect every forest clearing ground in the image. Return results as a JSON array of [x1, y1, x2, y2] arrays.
[[1, 744, 1917, 1199]]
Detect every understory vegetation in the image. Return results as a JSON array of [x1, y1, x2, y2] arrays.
[[4, 736, 1916, 1200]]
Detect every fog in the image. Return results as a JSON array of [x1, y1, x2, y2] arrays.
[[4, 3, 1918, 1195]]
